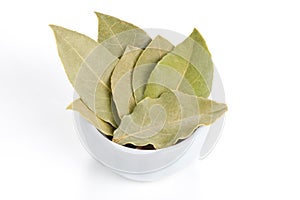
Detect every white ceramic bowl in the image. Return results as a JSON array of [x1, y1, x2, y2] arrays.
[[73, 112, 210, 181]]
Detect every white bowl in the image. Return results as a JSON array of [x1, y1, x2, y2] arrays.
[[73, 112, 210, 181]]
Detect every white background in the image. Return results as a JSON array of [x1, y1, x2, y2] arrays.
[[1, 0, 300, 199]]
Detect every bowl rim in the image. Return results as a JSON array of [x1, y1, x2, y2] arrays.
[[99, 124, 205, 154]]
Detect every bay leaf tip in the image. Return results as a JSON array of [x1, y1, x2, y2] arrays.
[[153, 35, 164, 40], [49, 24, 60, 31], [190, 27, 211, 55], [152, 35, 170, 43], [190, 28, 203, 41], [66, 102, 73, 110], [49, 24, 66, 37], [94, 11, 113, 20], [94, 11, 104, 16]]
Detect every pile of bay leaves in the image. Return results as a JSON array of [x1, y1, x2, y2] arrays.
[[51, 12, 227, 149]]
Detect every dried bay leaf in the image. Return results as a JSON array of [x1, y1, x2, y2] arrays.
[[51, 14, 227, 150], [111, 98, 121, 126], [111, 46, 143, 119], [95, 12, 151, 57], [113, 91, 227, 149], [67, 99, 114, 136], [144, 28, 213, 99], [132, 35, 174, 103], [50, 25, 119, 127], [50, 25, 98, 84]]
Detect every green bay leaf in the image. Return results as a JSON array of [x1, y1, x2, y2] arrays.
[[50, 25, 119, 127], [111, 98, 121, 126], [50, 25, 98, 84], [95, 12, 151, 57], [144, 28, 213, 98], [113, 91, 227, 149], [111, 46, 143, 119], [132, 35, 174, 103], [67, 99, 114, 136]]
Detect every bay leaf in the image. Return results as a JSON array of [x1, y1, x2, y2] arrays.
[[113, 91, 227, 149], [111, 98, 121, 126], [144, 28, 213, 99], [67, 99, 114, 136], [132, 35, 174, 103], [95, 12, 151, 57], [111, 46, 143, 119], [50, 25, 119, 127], [50, 25, 98, 84]]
